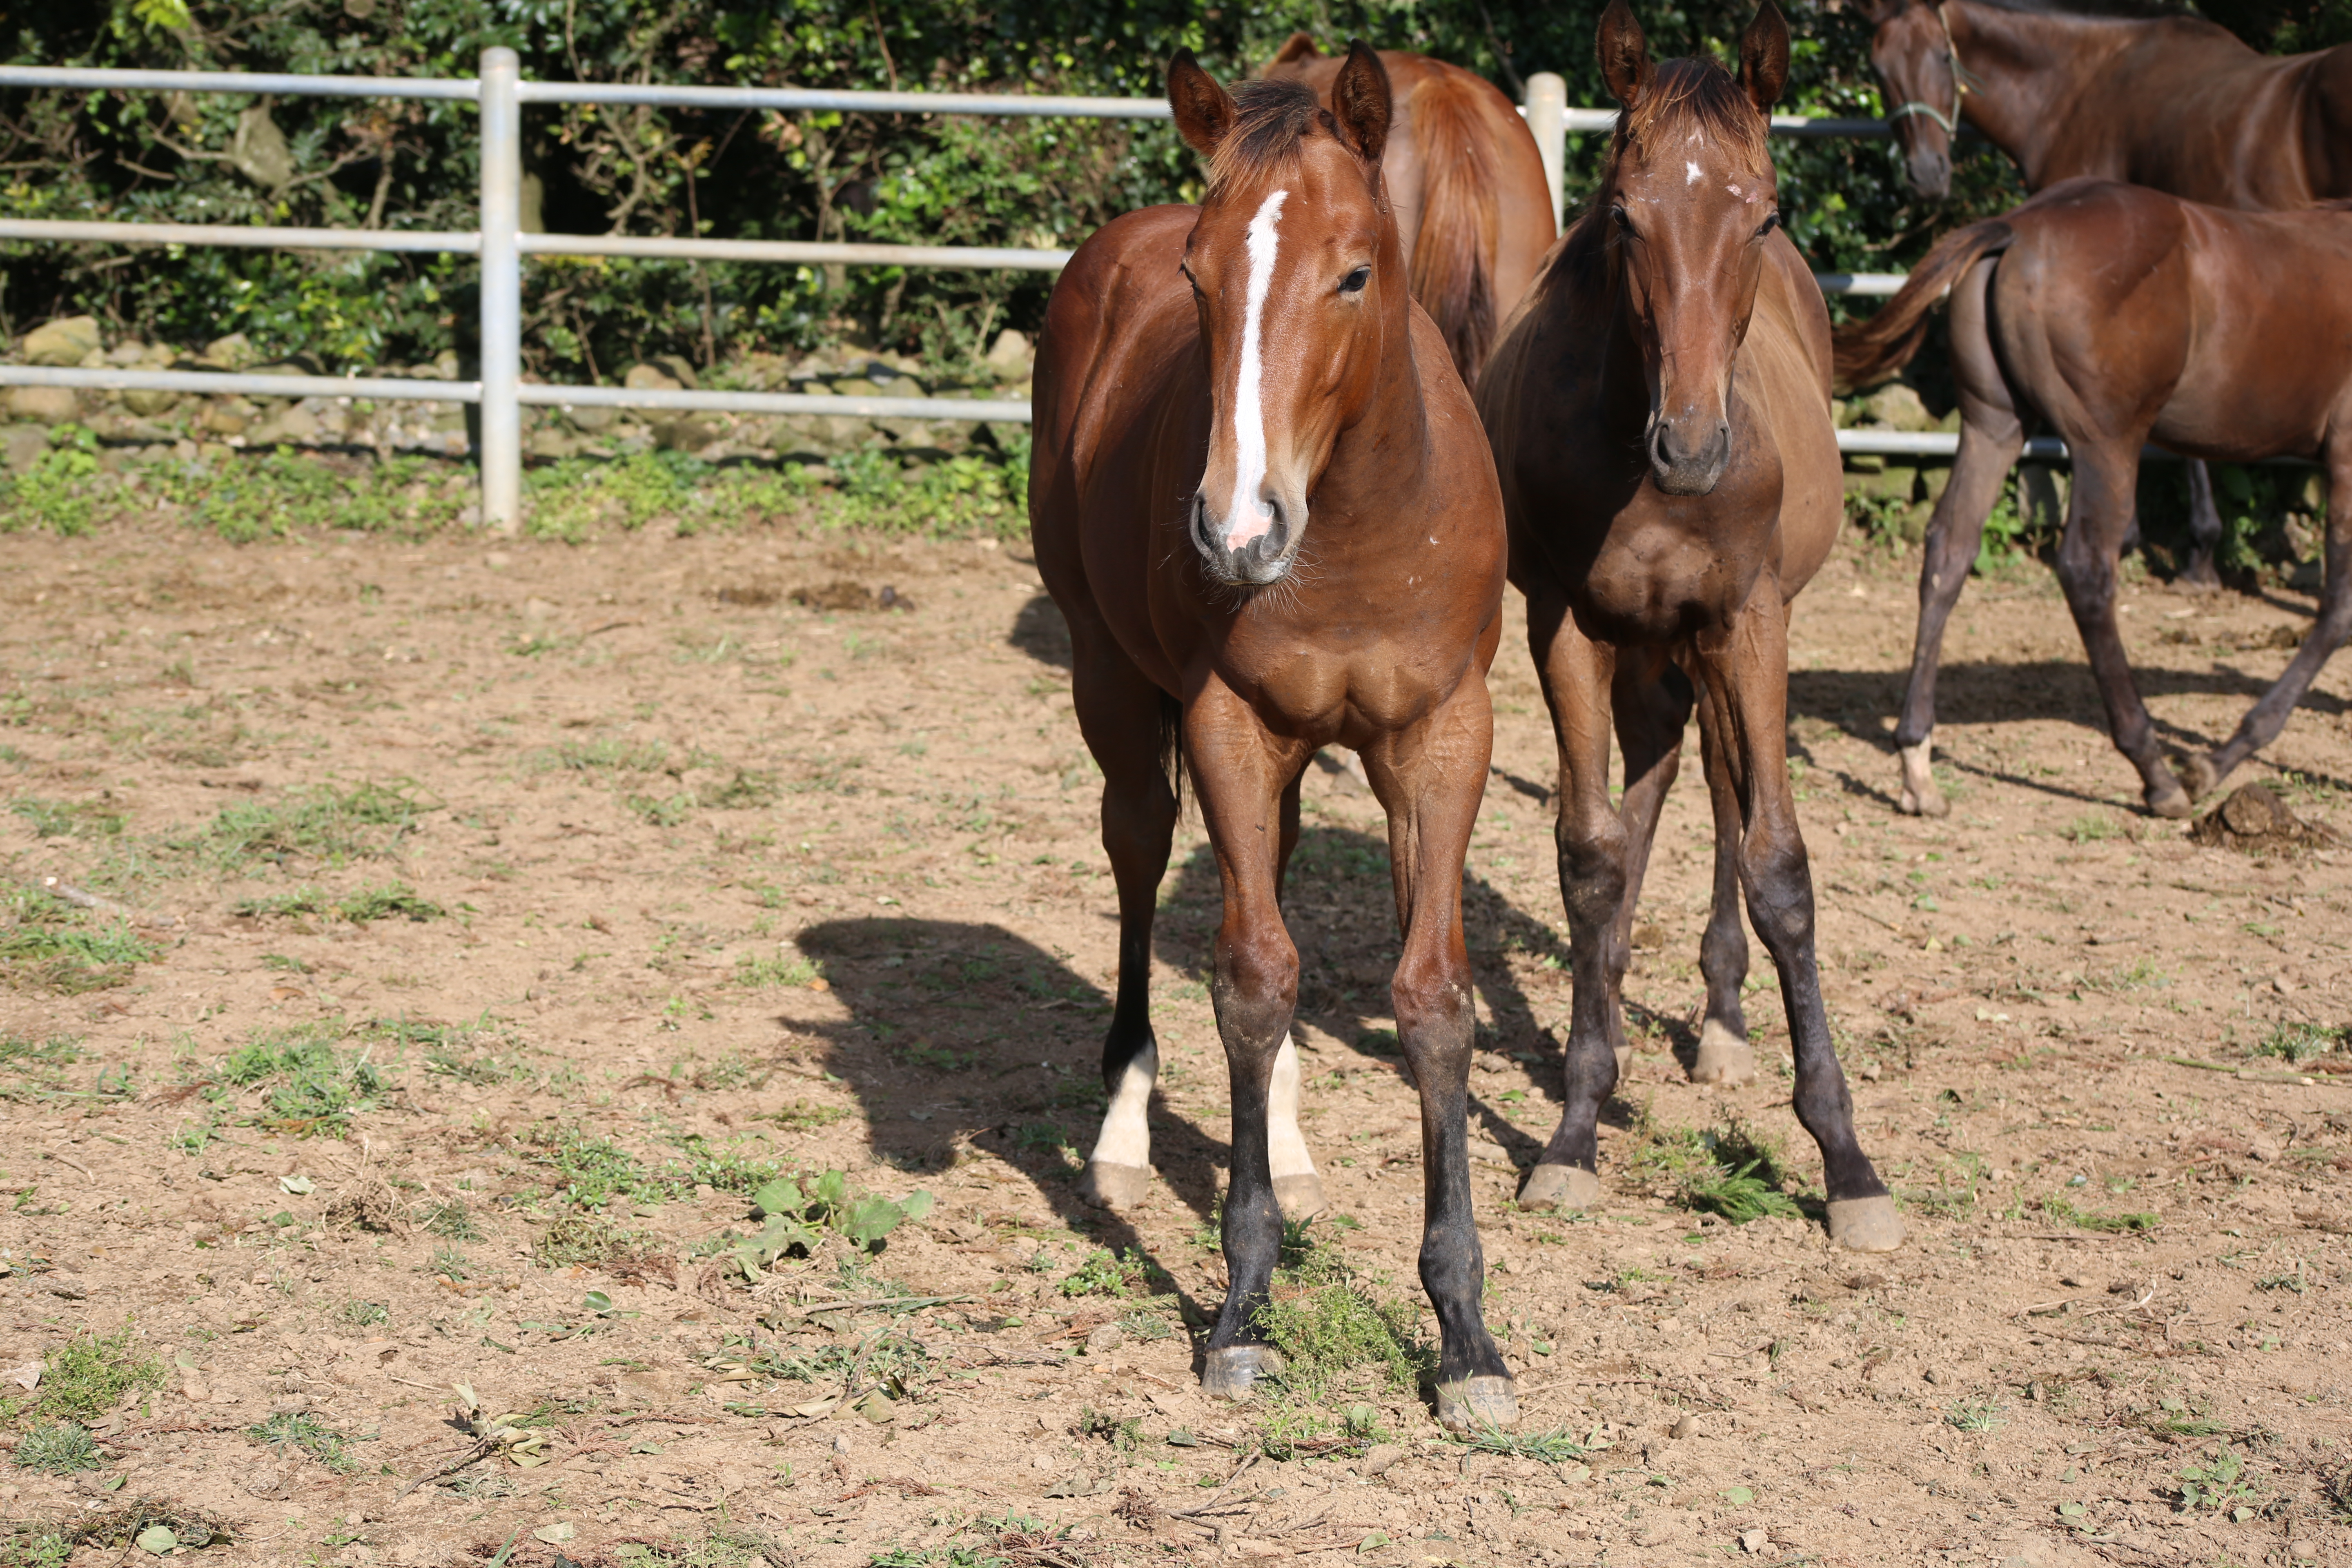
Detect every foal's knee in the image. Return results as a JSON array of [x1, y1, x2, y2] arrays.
[[1214, 930, 1298, 1042], [1739, 829, 1815, 949], [2054, 534, 2117, 618], [1392, 947, 1473, 1049]]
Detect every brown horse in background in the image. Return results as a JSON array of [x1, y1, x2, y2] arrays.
[[1478, 0, 1903, 1252], [1031, 44, 1519, 1427], [1264, 36, 1556, 385], [1836, 179, 2352, 818], [1866, 0, 2352, 591]]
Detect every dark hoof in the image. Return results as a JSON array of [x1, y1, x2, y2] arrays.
[[1201, 1344, 1284, 1400], [1517, 1163, 1601, 1211], [1827, 1196, 1906, 1253], [2174, 561, 2223, 594], [2145, 778, 2194, 820], [1272, 1173, 1328, 1220], [1434, 1375, 1518, 1434], [1076, 1160, 1152, 1211], [2176, 753, 2221, 802]]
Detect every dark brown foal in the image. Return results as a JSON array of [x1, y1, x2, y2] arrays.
[[1478, 0, 1904, 1252], [1030, 45, 1519, 1427], [1837, 178, 2352, 819]]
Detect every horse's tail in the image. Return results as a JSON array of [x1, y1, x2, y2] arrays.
[[1831, 218, 2015, 392], [1406, 69, 1503, 387], [1157, 690, 1186, 811]]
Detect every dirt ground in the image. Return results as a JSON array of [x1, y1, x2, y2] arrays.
[[3, 514, 2351, 1568]]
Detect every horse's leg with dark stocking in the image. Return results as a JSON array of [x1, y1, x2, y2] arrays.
[[2178, 459, 2225, 592], [1606, 659, 1692, 1078], [1695, 594, 1902, 1252], [1896, 255, 2025, 817], [2190, 443, 2352, 793], [1187, 689, 1310, 1397], [1362, 677, 1514, 1431], [1692, 687, 1755, 1085], [2054, 443, 2192, 817], [1519, 589, 1626, 1212], [1072, 644, 1180, 1211]]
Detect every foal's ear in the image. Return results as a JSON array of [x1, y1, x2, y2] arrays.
[[1267, 31, 1321, 71], [1597, 0, 1655, 111], [1330, 39, 1392, 166], [1739, 0, 1792, 114], [1168, 49, 1238, 158]]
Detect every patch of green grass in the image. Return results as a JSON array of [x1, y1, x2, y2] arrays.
[[340, 1300, 390, 1327], [2176, 1446, 2259, 1515], [219, 1019, 385, 1137], [767, 1098, 848, 1131], [528, 1122, 670, 1209], [245, 1412, 359, 1474], [701, 770, 778, 810], [2040, 1196, 2159, 1234], [419, 1199, 481, 1241], [0, 889, 159, 994], [735, 952, 825, 989], [183, 780, 430, 870], [10, 798, 124, 839], [2060, 812, 2123, 845], [1945, 1396, 2007, 1433], [27, 1328, 165, 1424], [0, 1032, 84, 1099], [666, 1133, 785, 1195], [9, 1423, 101, 1474], [1628, 1109, 1802, 1223], [1059, 1247, 1149, 1299], [1252, 1222, 1431, 1398], [530, 1214, 643, 1270], [335, 883, 443, 923], [2254, 1021, 2344, 1065], [608, 1523, 797, 1568], [1452, 1422, 1588, 1463], [228, 887, 327, 918], [626, 791, 695, 828], [540, 737, 670, 773]]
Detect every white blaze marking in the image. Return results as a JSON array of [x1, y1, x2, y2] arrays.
[[1223, 187, 1289, 551], [1267, 1033, 1318, 1182], [1087, 1040, 1158, 1169], [1685, 160, 1702, 185]]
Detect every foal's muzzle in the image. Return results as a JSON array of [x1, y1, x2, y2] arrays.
[[1906, 146, 1952, 202], [1648, 416, 1731, 497], [1190, 491, 1301, 586]]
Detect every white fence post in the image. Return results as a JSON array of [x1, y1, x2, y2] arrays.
[[478, 47, 522, 531], [1525, 72, 1566, 234]]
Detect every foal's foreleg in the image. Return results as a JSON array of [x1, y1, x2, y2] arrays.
[[1697, 597, 1901, 1253], [2191, 446, 2352, 793], [2179, 459, 2225, 593], [1187, 695, 1310, 1398], [1896, 254, 2024, 817], [2054, 445, 2192, 817], [1521, 592, 1625, 1213], [1071, 649, 1180, 1211], [1693, 689, 1755, 1086], [1363, 682, 1513, 1432], [1607, 662, 1691, 1078]]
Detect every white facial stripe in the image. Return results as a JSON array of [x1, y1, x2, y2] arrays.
[[1087, 1040, 1158, 1169], [1223, 187, 1289, 552]]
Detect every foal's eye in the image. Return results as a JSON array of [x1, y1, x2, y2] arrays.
[[1609, 205, 1636, 237], [1339, 265, 1371, 295], [1755, 210, 1782, 238]]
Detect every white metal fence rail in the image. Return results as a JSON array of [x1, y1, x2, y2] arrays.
[[0, 51, 1948, 526]]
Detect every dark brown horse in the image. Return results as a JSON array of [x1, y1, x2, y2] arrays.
[[1478, 0, 1903, 1252], [1867, 0, 2352, 591], [1031, 45, 1519, 1427], [1836, 178, 2352, 818], [1263, 36, 1557, 385]]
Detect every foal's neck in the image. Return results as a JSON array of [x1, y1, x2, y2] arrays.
[[1314, 226, 1435, 529], [1944, 0, 2196, 188]]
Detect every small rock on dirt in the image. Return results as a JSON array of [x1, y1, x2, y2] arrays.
[[2189, 782, 2340, 852], [1360, 1443, 1405, 1477], [1739, 1528, 1770, 1554], [1085, 1322, 1124, 1354], [7, 385, 78, 424]]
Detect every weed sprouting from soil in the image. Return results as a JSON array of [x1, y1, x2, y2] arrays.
[[18, 1328, 165, 1425], [245, 1412, 359, 1474], [419, 1199, 481, 1240], [219, 1019, 385, 1136], [1252, 1221, 1430, 1399], [1945, 1396, 2007, 1433], [2254, 1021, 2344, 1064], [183, 780, 430, 870], [2040, 1196, 2160, 1233], [335, 883, 443, 923], [9, 1423, 101, 1474], [527, 1121, 668, 1208], [1627, 1107, 1803, 1223], [0, 889, 158, 993]]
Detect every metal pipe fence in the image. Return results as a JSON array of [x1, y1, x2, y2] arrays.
[[0, 53, 1963, 524]]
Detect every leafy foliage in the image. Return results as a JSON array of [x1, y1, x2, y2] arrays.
[[724, 1169, 934, 1276]]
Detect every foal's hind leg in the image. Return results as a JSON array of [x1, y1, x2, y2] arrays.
[[1070, 643, 1180, 1212], [2188, 442, 2352, 795], [1694, 593, 1901, 1252], [2054, 443, 2194, 817], [2178, 459, 2225, 593], [1267, 772, 1326, 1219], [1895, 255, 2024, 817], [1692, 688, 1755, 1086]]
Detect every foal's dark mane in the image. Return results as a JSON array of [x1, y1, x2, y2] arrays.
[[1611, 57, 1771, 170], [1205, 78, 1326, 195]]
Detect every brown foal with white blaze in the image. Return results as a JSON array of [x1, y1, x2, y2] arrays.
[[1478, 0, 1902, 1251], [1029, 45, 1518, 1424]]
